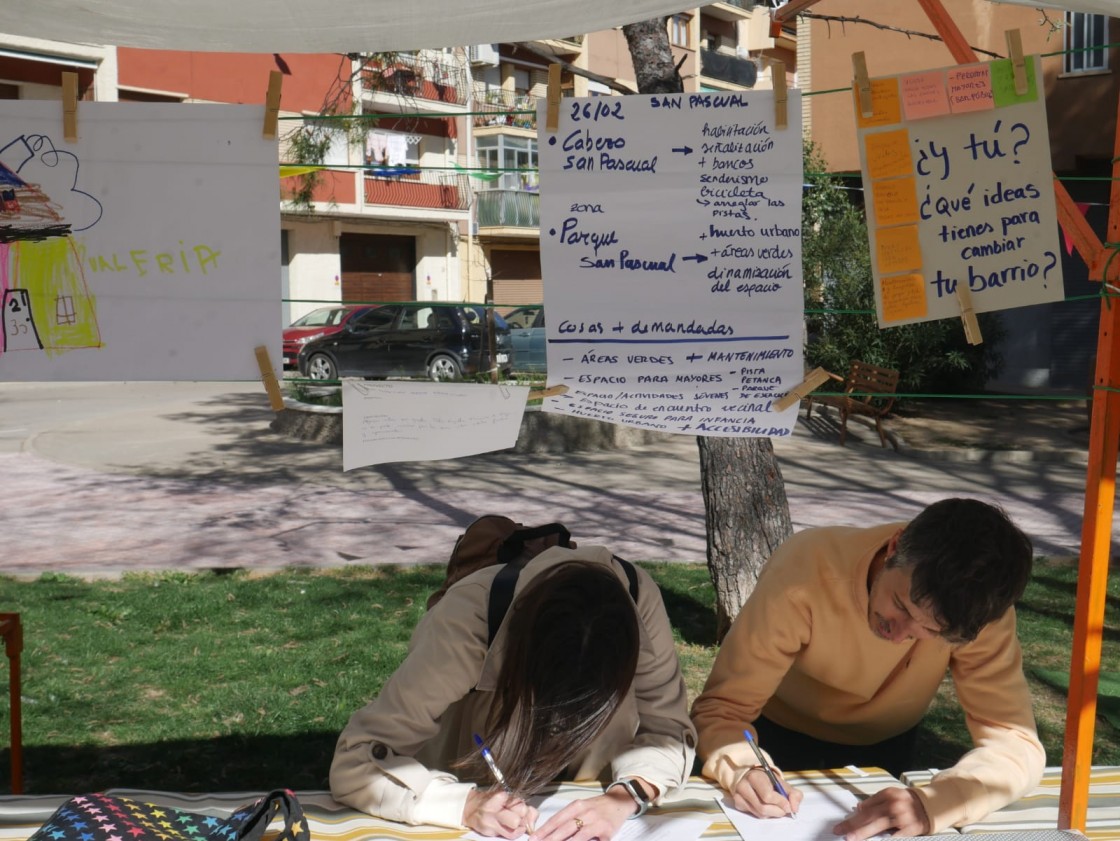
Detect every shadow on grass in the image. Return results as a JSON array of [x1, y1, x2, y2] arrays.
[[659, 586, 719, 647], [2, 732, 339, 795]]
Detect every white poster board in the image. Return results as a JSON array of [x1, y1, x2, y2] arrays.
[[856, 55, 1063, 327], [538, 91, 804, 438], [0, 101, 280, 381], [341, 380, 530, 470]]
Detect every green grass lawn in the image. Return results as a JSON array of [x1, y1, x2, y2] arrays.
[[1, 558, 1116, 794]]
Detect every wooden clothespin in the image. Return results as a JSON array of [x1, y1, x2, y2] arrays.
[[262, 70, 283, 139], [254, 345, 286, 412], [773, 367, 831, 412], [529, 384, 569, 400], [546, 64, 562, 133], [61, 72, 79, 142], [852, 52, 873, 119], [1006, 29, 1027, 96], [956, 284, 983, 346], [772, 61, 788, 130]]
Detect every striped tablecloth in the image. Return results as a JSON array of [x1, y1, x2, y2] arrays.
[[900, 766, 1120, 840], [0, 770, 904, 841]]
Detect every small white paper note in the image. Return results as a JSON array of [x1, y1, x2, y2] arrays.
[[341, 380, 529, 470], [464, 791, 712, 841], [718, 788, 862, 841]]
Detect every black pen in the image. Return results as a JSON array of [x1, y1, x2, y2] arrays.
[[743, 729, 796, 818]]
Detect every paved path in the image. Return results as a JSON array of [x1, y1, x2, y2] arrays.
[[0, 381, 1105, 577]]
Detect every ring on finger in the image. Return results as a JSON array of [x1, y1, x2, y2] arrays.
[[574, 818, 584, 830]]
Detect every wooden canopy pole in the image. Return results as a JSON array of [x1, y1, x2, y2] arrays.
[[1059, 87, 1120, 830]]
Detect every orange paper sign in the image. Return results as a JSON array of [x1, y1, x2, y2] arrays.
[[864, 128, 913, 180], [854, 77, 902, 128], [876, 225, 923, 275], [881, 273, 928, 322], [871, 177, 920, 227]]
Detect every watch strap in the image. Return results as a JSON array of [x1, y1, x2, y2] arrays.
[[607, 778, 651, 818]]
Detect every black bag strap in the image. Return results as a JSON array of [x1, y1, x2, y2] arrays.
[[495, 522, 571, 564], [221, 789, 309, 841], [486, 552, 639, 645], [613, 554, 640, 601]]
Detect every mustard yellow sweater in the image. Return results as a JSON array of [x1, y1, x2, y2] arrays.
[[691, 523, 1044, 833]]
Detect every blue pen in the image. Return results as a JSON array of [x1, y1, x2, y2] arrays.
[[743, 730, 796, 818], [473, 733, 511, 792]]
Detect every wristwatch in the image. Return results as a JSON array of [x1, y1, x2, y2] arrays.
[[607, 778, 652, 819]]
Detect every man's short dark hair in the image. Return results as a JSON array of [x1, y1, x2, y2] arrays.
[[887, 498, 1033, 643]]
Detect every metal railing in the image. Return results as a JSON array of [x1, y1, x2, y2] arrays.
[[360, 52, 470, 106], [476, 189, 539, 228], [471, 84, 538, 129], [363, 169, 472, 211]]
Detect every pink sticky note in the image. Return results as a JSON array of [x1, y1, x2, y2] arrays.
[[901, 70, 950, 120], [947, 64, 994, 113]]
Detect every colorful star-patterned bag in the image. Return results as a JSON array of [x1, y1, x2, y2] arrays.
[[26, 789, 309, 841]]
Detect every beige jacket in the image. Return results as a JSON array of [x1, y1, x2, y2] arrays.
[[331, 545, 697, 828], [691, 523, 1044, 834]]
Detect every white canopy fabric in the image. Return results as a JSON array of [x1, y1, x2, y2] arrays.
[[0, 1, 1109, 54], [990, 0, 1119, 15], [0, 0, 694, 53]]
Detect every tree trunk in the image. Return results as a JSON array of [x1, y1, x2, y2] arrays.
[[621, 16, 794, 642], [698, 437, 792, 641], [621, 19, 684, 94]]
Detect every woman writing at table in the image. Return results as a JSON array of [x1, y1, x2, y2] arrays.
[[330, 545, 697, 840]]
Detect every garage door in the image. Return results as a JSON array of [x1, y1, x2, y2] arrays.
[[490, 249, 542, 305], [341, 233, 416, 303]]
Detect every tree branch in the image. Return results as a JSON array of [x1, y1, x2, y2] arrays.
[[801, 12, 1003, 59]]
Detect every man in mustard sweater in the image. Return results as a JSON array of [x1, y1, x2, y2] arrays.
[[691, 498, 1044, 841]]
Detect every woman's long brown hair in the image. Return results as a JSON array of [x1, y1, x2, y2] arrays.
[[452, 560, 640, 793]]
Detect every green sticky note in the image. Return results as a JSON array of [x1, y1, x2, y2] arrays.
[[990, 56, 1037, 106]]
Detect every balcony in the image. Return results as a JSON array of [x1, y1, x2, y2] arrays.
[[364, 169, 471, 211], [704, 0, 754, 22], [700, 48, 758, 88], [472, 85, 537, 131], [530, 34, 584, 55], [360, 52, 469, 106], [476, 189, 539, 229]]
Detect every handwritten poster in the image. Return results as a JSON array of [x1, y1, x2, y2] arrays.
[[0, 101, 280, 381], [856, 55, 1062, 328], [341, 380, 530, 470], [538, 91, 804, 438]]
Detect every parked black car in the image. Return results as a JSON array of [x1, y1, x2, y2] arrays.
[[297, 303, 513, 381]]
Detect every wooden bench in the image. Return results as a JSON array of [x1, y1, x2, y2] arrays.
[[804, 360, 900, 449]]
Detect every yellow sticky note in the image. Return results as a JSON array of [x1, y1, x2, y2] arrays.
[[864, 128, 912, 180], [871, 177, 920, 227], [881, 273, 928, 323], [876, 225, 922, 275], [854, 77, 902, 127]]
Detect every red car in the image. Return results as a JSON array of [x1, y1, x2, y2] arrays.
[[282, 305, 371, 369]]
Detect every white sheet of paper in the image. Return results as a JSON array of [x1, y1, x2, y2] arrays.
[[717, 788, 861, 841], [0, 101, 279, 382], [464, 792, 712, 841], [537, 91, 804, 439], [341, 380, 529, 470]]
